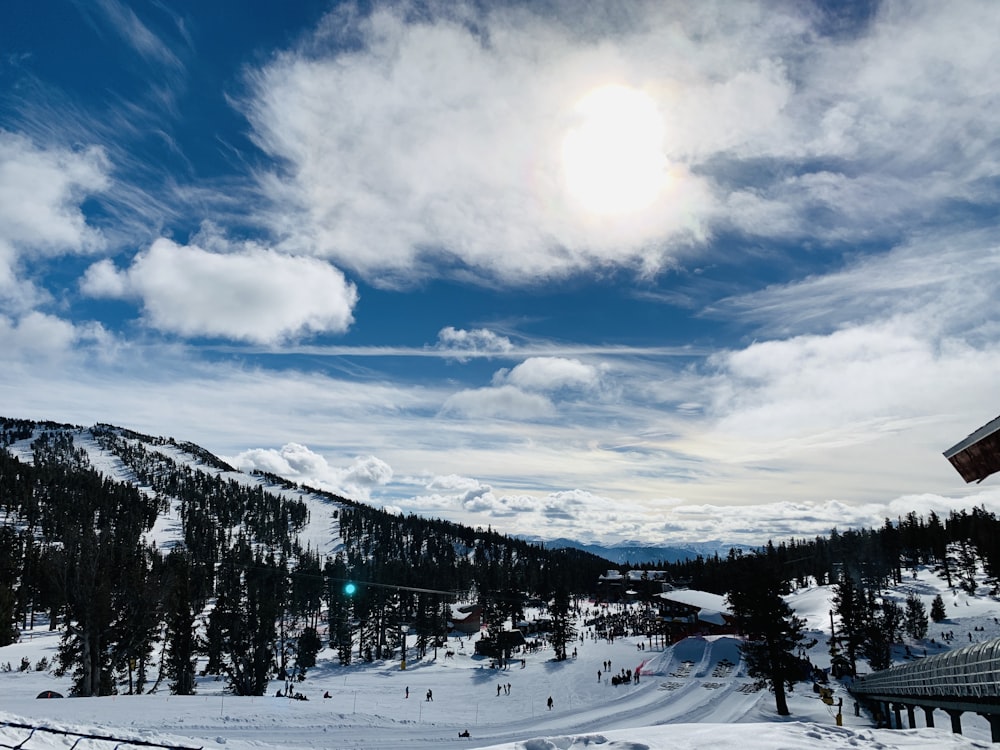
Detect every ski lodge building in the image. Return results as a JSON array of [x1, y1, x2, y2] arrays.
[[652, 588, 736, 642]]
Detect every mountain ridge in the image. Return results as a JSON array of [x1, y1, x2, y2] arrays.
[[532, 536, 752, 565]]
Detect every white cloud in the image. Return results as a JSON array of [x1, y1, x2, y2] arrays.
[[0, 132, 109, 253], [435, 327, 513, 358], [695, 320, 1000, 471], [413, 475, 589, 521], [81, 236, 358, 343], [0, 131, 109, 311], [440, 384, 555, 420], [434, 357, 602, 424], [245, 4, 756, 283], [711, 229, 1000, 341], [235, 1, 999, 283], [0, 311, 114, 363], [81, 259, 129, 298], [0, 312, 77, 357], [495, 357, 600, 392], [722, 0, 1000, 241], [229, 443, 392, 502], [340, 455, 394, 489], [87, 0, 185, 70]]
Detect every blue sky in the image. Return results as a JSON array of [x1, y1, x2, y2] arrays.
[[3, 0, 1000, 546]]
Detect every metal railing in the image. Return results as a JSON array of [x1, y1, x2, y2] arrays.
[[852, 636, 1000, 702]]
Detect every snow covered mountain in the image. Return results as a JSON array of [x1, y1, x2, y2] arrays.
[[535, 537, 752, 565]]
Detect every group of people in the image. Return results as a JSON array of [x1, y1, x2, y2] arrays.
[[402, 686, 433, 701], [584, 604, 660, 643]]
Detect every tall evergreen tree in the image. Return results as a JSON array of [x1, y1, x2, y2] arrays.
[[163, 550, 198, 695], [930, 594, 947, 623], [294, 626, 322, 679], [830, 574, 866, 678], [0, 526, 20, 647], [54, 525, 117, 696], [324, 556, 353, 666], [549, 587, 576, 661], [903, 593, 928, 640], [863, 595, 902, 671], [727, 554, 805, 716]]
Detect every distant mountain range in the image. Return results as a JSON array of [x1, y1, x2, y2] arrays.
[[530, 537, 754, 566]]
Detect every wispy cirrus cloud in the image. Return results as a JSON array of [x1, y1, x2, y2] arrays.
[[79, 0, 187, 71]]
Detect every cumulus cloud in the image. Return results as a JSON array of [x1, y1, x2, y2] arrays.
[[0, 131, 109, 311], [0, 312, 78, 357], [435, 356, 603, 424], [244, 4, 751, 283], [435, 327, 513, 358], [229, 442, 392, 502], [494, 357, 600, 392], [400, 476, 1000, 547], [0, 132, 109, 254], [0, 311, 113, 363], [424, 474, 497, 513], [81, 236, 358, 343], [414, 475, 590, 521], [238, 1, 1000, 284]]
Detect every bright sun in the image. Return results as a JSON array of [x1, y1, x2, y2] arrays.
[[561, 85, 668, 216]]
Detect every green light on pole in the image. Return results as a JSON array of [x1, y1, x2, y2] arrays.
[[344, 582, 357, 596]]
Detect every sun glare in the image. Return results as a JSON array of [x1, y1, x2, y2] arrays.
[[561, 85, 668, 216]]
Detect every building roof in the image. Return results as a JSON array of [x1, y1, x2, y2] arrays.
[[625, 570, 668, 581], [656, 589, 731, 626], [944, 413, 1000, 483]]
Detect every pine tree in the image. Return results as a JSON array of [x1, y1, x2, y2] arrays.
[[863, 595, 902, 671], [324, 555, 353, 666], [163, 550, 198, 695], [0, 526, 22, 646], [294, 626, 322, 679], [54, 525, 117, 696], [903, 593, 928, 640], [549, 586, 576, 661], [830, 574, 865, 677], [930, 594, 947, 623], [727, 554, 805, 716]]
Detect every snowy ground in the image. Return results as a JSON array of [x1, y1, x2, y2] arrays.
[[1, 565, 997, 750]]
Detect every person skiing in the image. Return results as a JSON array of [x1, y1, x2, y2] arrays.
[[547, 695, 553, 710]]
